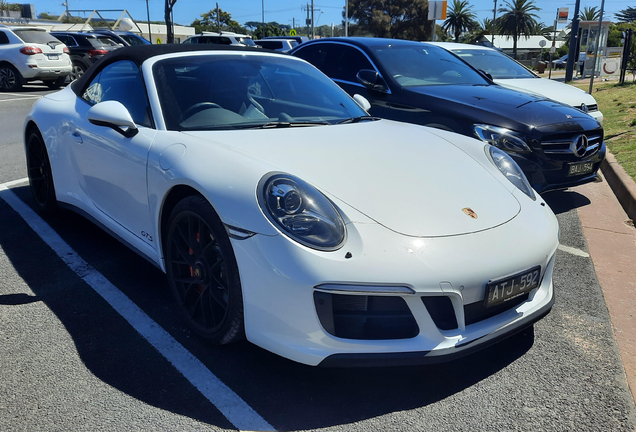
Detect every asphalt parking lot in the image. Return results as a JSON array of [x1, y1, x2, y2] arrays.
[[1, 85, 635, 431]]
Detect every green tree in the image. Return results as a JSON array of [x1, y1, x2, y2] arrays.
[[442, 0, 476, 42], [244, 21, 289, 39], [346, 0, 430, 40], [616, 6, 636, 23], [191, 9, 247, 34], [580, 6, 600, 22], [496, 0, 539, 59]]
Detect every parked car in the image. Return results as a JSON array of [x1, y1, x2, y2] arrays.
[[260, 35, 309, 45], [24, 44, 558, 366], [0, 25, 71, 91], [291, 37, 605, 193], [255, 38, 298, 53], [429, 43, 603, 124], [552, 54, 568, 68], [182, 31, 257, 47], [87, 29, 151, 47], [50, 31, 121, 81]]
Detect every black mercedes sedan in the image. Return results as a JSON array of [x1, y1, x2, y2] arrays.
[[291, 37, 605, 194]]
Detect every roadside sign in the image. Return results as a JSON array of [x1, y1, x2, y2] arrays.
[[557, 8, 569, 24], [428, 1, 447, 20], [290, 29, 297, 36], [156, 38, 162, 44]]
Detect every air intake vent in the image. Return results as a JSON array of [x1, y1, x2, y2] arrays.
[[314, 292, 419, 340]]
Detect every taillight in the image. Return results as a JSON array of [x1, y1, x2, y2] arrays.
[[20, 46, 43, 55], [63, 47, 69, 54], [88, 49, 108, 57]]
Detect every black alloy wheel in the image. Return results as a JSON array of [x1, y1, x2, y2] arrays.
[[0, 64, 22, 91], [70, 63, 85, 81], [165, 196, 245, 344], [26, 130, 57, 213]]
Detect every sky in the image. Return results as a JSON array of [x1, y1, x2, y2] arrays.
[[31, 0, 629, 33]]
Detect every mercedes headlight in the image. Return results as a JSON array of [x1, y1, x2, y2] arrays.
[[259, 173, 346, 251], [474, 124, 531, 153], [486, 146, 536, 200]]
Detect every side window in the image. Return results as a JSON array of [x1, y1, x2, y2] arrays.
[[82, 60, 152, 128], [0, 31, 9, 45], [293, 44, 332, 77], [330, 45, 374, 83]]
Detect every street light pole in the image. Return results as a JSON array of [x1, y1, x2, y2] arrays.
[[146, 0, 152, 43], [588, 0, 605, 94], [345, 0, 348, 37]]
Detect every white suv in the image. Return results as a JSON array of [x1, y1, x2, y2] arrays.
[[182, 31, 258, 47], [0, 25, 72, 91]]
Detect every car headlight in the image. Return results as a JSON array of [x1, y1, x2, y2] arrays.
[[258, 173, 346, 251], [474, 124, 531, 153], [486, 145, 536, 201]]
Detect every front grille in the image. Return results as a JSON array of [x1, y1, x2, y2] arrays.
[[314, 292, 419, 340], [464, 293, 529, 326], [586, 104, 598, 112], [421, 293, 530, 330], [541, 132, 602, 158]]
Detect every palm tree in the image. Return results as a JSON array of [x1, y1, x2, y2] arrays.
[[496, 0, 540, 59], [580, 6, 600, 22], [442, 0, 477, 43]]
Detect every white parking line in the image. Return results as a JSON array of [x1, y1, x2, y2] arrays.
[[558, 244, 590, 258], [0, 96, 41, 103], [0, 179, 275, 432]]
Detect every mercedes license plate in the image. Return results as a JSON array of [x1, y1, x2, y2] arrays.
[[568, 161, 594, 177], [484, 266, 541, 308], [48, 54, 59, 60]]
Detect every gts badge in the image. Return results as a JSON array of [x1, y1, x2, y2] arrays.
[[141, 231, 154, 242]]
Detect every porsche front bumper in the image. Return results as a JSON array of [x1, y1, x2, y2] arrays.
[[230, 197, 559, 367]]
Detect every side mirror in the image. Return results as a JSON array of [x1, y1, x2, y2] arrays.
[[87, 100, 138, 138], [356, 69, 389, 93], [353, 94, 371, 111], [478, 69, 493, 81]]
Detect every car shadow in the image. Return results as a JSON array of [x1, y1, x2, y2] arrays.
[[541, 189, 591, 215], [0, 186, 535, 430]]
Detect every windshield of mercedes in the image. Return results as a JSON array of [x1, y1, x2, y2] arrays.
[[372, 44, 488, 87]]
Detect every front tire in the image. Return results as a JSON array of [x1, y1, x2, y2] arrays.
[[0, 64, 23, 92], [26, 130, 57, 213], [165, 195, 245, 344]]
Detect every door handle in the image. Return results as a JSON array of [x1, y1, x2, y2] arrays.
[[71, 131, 83, 143]]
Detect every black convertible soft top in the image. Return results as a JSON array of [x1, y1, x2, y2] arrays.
[[71, 43, 265, 96]]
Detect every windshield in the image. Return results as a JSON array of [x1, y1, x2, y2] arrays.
[[372, 44, 488, 87], [153, 54, 367, 131], [238, 37, 256, 47], [452, 48, 536, 79], [13, 30, 61, 45]]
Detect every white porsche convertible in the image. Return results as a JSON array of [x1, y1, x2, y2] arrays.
[[24, 45, 558, 366]]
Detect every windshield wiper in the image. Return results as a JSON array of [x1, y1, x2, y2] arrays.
[[258, 121, 330, 129], [337, 115, 379, 124]]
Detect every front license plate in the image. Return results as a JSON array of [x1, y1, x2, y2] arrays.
[[484, 266, 541, 308], [568, 161, 594, 176], [48, 54, 59, 60]]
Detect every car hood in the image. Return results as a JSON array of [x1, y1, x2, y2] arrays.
[[494, 77, 598, 109], [183, 120, 520, 237], [404, 84, 594, 132]]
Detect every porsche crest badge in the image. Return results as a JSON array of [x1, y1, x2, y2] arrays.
[[462, 208, 478, 219]]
